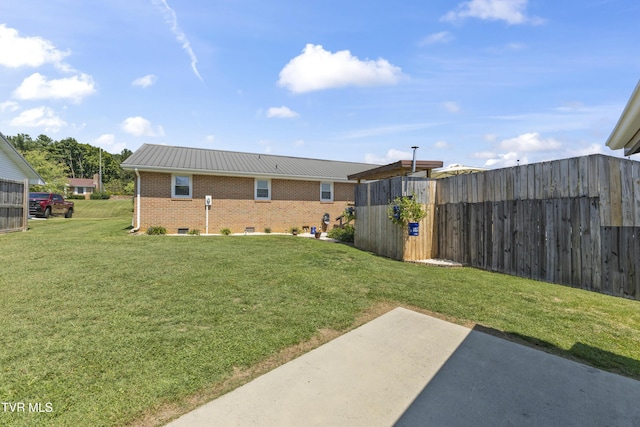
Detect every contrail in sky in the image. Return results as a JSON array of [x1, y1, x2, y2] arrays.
[[153, 0, 203, 82]]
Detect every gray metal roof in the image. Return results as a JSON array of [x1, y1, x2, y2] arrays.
[[121, 144, 377, 181]]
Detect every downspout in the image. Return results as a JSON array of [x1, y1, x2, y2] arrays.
[[130, 168, 141, 233]]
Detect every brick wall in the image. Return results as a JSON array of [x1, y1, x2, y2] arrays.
[[134, 172, 356, 234]]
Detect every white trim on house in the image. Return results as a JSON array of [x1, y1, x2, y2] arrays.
[[255, 178, 271, 201], [171, 174, 192, 198], [0, 132, 44, 184], [606, 80, 640, 156], [320, 182, 334, 202]]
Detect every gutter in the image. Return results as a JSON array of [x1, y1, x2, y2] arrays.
[[130, 168, 141, 233], [606, 79, 640, 155]]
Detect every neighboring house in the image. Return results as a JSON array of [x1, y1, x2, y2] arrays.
[[0, 131, 45, 233], [121, 144, 376, 234], [606, 79, 640, 156], [67, 174, 99, 199]]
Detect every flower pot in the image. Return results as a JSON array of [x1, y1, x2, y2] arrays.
[[315, 231, 322, 239], [408, 222, 419, 236]]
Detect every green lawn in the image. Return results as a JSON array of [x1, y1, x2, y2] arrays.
[[1, 200, 639, 426]]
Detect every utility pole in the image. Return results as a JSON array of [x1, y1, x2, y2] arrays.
[[99, 148, 103, 192]]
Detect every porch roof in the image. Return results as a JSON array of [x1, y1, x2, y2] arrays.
[[347, 160, 443, 182]]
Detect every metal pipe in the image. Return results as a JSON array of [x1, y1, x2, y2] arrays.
[[411, 146, 419, 173]]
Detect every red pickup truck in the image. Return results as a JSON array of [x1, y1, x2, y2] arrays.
[[29, 193, 74, 218]]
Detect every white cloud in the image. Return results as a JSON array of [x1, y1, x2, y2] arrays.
[[278, 44, 403, 93], [442, 0, 543, 25], [205, 135, 215, 143], [484, 134, 498, 142], [121, 116, 165, 137], [94, 134, 127, 154], [152, 0, 202, 81], [10, 106, 66, 132], [565, 143, 606, 158], [473, 151, 497, 159], [442, 101, 461, 113], [499, 132, 561, 152], [132, 74, 158, 88], [419, 31, 454, 46], [293, 139, 305, 147], [0, 24, 71, 71], [0, 101, 19, 112], [364, 149, 412, 165], [266, 106, 299, 119], [434, 140, 450, 149], [483, 152, 525, 168], [341, 122, 435, 139], [13, 73, 96, 103]]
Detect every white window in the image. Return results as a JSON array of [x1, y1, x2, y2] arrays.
[[172, 175, 192, 198], [255, 179, 271, 200], [320, 182, 333, 202]]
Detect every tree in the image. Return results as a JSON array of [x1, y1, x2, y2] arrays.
[[7, 133, 34, 151], [6, 133, 135, 195], [23, 150, 68, 193]]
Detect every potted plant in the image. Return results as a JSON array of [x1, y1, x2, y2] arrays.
[[290, 226, 300, 235], [387, 193, 426, 236]]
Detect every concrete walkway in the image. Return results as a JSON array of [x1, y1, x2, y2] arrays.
[[166, 307, 640, 426]]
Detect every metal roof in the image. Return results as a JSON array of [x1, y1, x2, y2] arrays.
[[121, 144, 377, 181]]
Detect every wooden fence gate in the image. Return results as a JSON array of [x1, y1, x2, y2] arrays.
[[355, 176, 437, 261], [0, 178, 28, 233]]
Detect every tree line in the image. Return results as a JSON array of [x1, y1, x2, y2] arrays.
[[7, 133, 134, 195]]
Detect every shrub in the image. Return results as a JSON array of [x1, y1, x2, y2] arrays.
[[264, 227, 272, 234], [90, 191, 111, 200], [343, 206, 355, 223], [220, 228, 232, 236], [146, 226, 167, 235], [327, 224, 355, 243], [67, 194, 86, 200], [387, 193, 426, 226], [188, 229, 200, 236]]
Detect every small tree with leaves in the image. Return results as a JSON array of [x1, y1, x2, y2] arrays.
[[387, 193, 426, 226], [23, 150, 68, 193]]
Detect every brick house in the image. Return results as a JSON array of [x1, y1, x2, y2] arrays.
[[66, 174, 99, 199], [121, 144, 376, 234]]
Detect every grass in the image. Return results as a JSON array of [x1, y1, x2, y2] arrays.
[[1, 200, 639, 426], [70, 198, 134, 219]]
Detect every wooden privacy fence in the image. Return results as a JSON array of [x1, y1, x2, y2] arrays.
[[355, 176, 437, 261], [355, 154, 640, 300], [437, 154, 639, 300], [0, 178, 28, 233]]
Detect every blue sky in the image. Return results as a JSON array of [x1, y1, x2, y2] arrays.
[[1, 0, 639, 169]]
